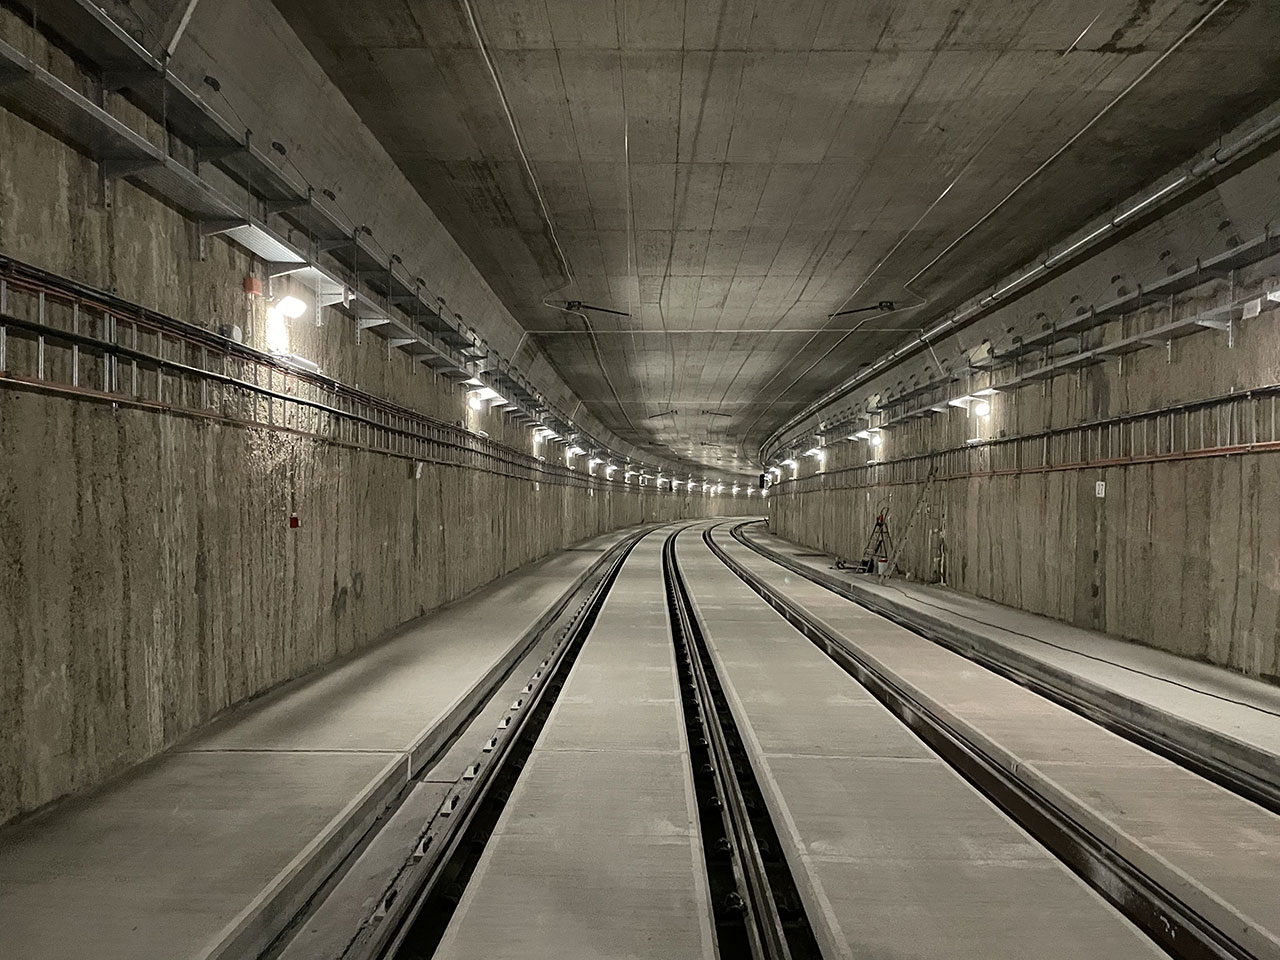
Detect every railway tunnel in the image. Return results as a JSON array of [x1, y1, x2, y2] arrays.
[[2, 2, 1280, 958]]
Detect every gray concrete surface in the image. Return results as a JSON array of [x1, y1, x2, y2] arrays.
[[711, 522, 1280, 959], [677, 524, 1164, 959], [270, 0, 1280, 469], [434, 532, 716, 960], [0, 4, 751, 825], [0, 527, 637, 960], [743, 522, 1280, 781], [765, 170, 1280, 680], [276, 527, 675, 960]]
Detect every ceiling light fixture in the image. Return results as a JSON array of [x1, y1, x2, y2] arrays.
[[276, 295, 307, 319]]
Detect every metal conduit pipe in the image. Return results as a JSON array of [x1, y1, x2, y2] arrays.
[[759, 106, 1280, 467]]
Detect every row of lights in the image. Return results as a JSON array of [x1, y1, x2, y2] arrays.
[[770, 388, 997, 479], [260, 288, 755, 493], [525, 409, 751, 494], [764, 151, 1226, 459]]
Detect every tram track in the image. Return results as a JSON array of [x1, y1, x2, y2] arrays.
[[322, 525, 656, 960], [324, 518, 1271, 960], [383, 522, 828, 960], [704, 521, 1262, 960], [662, 529, 822, 960], [728, 520, 1280, 817]]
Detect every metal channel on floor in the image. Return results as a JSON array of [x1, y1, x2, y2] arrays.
[[385, 524, 717, 960], [729, 519, 1280, 815], [701, 520, 1280, 960], [381, 523, 826, 960], [262, 525, 656, 960], [663, 529, 822, 960]]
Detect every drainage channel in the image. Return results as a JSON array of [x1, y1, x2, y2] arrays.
[[704, 524, 1254, 960], [662, 528, 822, 960], [373, 527, 653, 960]]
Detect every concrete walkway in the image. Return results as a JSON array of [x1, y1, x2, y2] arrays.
[[0, 527, 640, 960]]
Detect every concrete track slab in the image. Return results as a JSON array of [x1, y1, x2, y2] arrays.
[[743, 698, 936, 759], [678, 527, 1164, 960], [743, 523, 1280, 760], [0, 527, 640, 960], [1032, 760, 1280, 918], [810, 855, 1153, 960], [714, 522, 1280, 959], [434, 534, 715, 960], [434, 835, 708, 960], [0, 751, 397, 960]]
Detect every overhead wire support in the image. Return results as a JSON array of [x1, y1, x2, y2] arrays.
[[560, 300, 631, 318], [831, 300, 896, 319]]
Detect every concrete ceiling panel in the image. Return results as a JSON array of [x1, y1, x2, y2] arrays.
[[677, 51, 747, 162], [276, 0, 1280, 467], [558, 51, 626, 161], [541, 0, 619, 48], [681, 0, 759, 50], [709, 163, 771, 230], [621, 0, 686, 50], [673, 163, 724, 228], [470, 0, 555, 49], [702, 229, 748, 273], [628, 162, 678, 229], [622, 52, 683, 162]]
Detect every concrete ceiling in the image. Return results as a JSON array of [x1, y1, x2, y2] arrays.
[[275, 0, 1280, 473]]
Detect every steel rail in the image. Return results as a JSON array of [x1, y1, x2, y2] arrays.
[[664, 529, 788, 960], [0, 256, 613, 491], [663, 528, 822, 960], [0, 310, 574, 483], [704, 521, 1257, 960], [727, 520, 1280, 817]]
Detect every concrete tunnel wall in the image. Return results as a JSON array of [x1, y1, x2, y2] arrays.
[[766, 146, 1280, 684], [0, 9, 753, 825]]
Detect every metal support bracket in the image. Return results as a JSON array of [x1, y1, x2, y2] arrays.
[[1196, 317, 1235, 346]]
